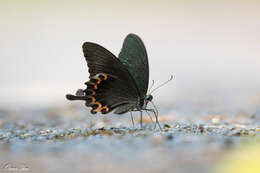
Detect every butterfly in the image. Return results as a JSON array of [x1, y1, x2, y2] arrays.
[[66, 33, 163, 128]]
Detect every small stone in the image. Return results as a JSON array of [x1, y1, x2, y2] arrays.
[[164, 124, 171, 128], [248, 130, 256, 136], [198, 125, 205, 133]]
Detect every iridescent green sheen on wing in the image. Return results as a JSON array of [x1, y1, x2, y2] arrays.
[[118, 34, 149, 99]]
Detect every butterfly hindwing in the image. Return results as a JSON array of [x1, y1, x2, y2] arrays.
[[66, 42, 140, 114], [119, 34, 149, 99]]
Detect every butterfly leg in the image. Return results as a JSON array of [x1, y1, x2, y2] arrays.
[[145, 110, 155, 128], [130, 111, 135, 128], [144, 109, 161, 129], [140, 111, 143, 129], [131, 110, 155, 128]]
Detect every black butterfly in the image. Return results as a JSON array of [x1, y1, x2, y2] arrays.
[[66, 33, 161, 128]]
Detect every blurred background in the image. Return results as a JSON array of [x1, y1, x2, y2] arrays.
[[1, 0, 260, 117]]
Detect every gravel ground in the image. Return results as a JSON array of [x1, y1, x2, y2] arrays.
[[0, 105, 260, 173]]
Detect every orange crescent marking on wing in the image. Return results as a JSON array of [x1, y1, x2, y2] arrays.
[[92, 76, 101, 84], [94, 102, 103, 112], [87, 82, 98, 90], [91, 90, 96, 95], [90, 96, 96, 103], [101, 106, 109, 112], [93, 84, 98, 90], [103, 74, 108, 80], [86, 89, 96, 95], [96, 102, 102, 108]]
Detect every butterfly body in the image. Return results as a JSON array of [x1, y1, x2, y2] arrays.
[[66, 34, 159, 127]]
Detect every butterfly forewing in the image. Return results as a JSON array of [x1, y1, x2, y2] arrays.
[[118, 34, 149, 99]]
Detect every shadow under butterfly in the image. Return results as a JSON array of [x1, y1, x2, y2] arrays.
[[66, 33, 172, 129]]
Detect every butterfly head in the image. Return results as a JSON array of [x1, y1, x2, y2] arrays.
[[145, 94, 153, 102], [142, 94, 153, 109]]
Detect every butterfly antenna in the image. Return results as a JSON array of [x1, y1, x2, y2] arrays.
[[151, 101, 161, 129], [148, 80, 155, 94], [150, 75, 174, 94]]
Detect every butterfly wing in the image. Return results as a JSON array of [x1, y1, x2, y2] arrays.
[[118, 34, 149, 99], [66, 42, 140, 114]]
